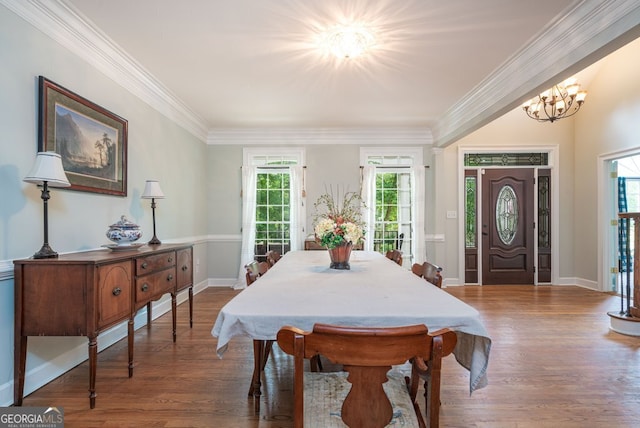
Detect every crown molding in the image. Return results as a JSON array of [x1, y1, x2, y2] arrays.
[[1, 0, 209, 142], [207, 127, 433, 146], [433, 0, 640, 147]]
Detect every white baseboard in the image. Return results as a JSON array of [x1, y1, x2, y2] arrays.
[[208, 278, 237, 288], [556, 276, 600, 291], [444, 276, 600, 289]]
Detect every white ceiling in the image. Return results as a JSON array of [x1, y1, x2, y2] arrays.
[[29, 1, 640, 145]]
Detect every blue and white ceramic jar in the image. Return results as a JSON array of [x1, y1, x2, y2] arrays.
[[106, 215, 142, 245]]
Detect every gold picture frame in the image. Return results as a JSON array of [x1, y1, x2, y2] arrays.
[[38, 76, 128, 196]]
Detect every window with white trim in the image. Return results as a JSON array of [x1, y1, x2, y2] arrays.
[[361, 148, 425, 267], [239, 149, 305, 275]]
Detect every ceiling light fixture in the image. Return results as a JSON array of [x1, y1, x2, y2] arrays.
[[522, 77, 587, 123], [322, 25, 375, 59]]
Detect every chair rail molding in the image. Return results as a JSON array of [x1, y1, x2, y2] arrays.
[[0, 260, 13, 281]]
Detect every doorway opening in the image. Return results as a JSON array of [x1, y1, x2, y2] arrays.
[[603, 154, 640, 294]]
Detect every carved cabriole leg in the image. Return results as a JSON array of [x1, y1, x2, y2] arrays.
[[633, 217, 640, 318], [88, 335, 97, 409]]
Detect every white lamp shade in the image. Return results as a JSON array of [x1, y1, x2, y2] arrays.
[[141, 180, 165, 199], [23, 152, 70, 187]]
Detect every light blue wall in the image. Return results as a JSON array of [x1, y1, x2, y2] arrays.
[[0, 5, 208, 405]]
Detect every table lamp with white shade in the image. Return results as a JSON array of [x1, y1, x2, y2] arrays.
[[23, 151, 70, 258], [141, 180, 165, 245]]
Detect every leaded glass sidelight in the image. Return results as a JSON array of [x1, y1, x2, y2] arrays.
[[538, 175, 550, 248], [496, 185, 518, 245], [465, 176, 477, 248]]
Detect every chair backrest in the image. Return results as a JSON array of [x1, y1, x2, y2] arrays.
[[265, 250, 281, 267], [411, 263, 423, 277], [423, 262, 443, 288], [277, 323, 457, 428], [245, 261, 270, 286], [385, 250, 403, 266]]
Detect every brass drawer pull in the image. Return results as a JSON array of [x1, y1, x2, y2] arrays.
[[167, 274, 174, 281], [141, 283, 149, 292], [141, 262, 148, 269], [168, 257, 173, 263], [112, 287, 122, 296], [182, 265, 188, 271]]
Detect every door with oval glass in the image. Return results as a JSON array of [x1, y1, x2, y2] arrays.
[[482, 168, 534, 284]]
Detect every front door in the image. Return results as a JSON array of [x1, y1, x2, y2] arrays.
[[482, 168, 535, 284]]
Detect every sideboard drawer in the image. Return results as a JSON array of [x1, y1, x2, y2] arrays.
[[135, 267, 176, 305], [136, 251, 176, 274]]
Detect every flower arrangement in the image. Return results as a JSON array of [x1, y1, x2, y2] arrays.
[[313, 189, 366, 249]]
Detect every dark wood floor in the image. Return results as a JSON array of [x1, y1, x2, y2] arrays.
[[19, 285, 640, 427]]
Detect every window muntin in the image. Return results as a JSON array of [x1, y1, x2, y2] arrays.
[[361, 147, 423, 268], [255, 170, 291, 261], [373, 171, 412, 258]]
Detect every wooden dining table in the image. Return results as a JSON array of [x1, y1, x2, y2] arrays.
[[211, 250, 492, 411]]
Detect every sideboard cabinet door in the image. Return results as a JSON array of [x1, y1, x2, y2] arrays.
[[176, 248, 193, 291], [97, 261, 132, 330]]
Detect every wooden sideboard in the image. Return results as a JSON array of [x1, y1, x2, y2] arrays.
[[13, 243, 193, 408]]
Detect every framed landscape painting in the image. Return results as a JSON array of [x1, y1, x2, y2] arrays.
[[38, 76, 128, 196]]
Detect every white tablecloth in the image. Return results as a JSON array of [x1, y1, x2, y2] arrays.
[[212, 250, 491, 393]]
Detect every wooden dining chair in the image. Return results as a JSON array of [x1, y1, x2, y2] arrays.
[[423, 262, 443, 288], [411, 263, 424, 277], [277, 323, 457, 428], [245, 260, 270, 286], [385, 249, 403, 266], [244, 260, 274, 372], [265, 250, 281, 267]]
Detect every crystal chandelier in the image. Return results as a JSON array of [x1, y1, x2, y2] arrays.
[[522, 78, 587, 122], [321, 25, 375, 59]]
